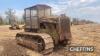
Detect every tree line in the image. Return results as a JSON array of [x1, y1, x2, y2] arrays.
[[0, 9, 96, 25], [72, 18, 96, 25], [0, 9, 24, 25]]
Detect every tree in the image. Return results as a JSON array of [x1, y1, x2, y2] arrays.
[[21, 14, 25, 24], [5, 9, 17, 25], [0, 15, 3, 25]]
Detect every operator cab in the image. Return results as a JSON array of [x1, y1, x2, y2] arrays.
[[24, 4, 52, 32], [25, 4, 51, 18]]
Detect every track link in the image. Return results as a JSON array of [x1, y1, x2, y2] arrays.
[[16, 32, 54, 54]]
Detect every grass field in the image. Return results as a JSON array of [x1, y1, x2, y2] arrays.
[[0, 24, 100, 56]]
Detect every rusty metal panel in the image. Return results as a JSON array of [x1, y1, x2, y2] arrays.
[[58, 15, 72, 41]]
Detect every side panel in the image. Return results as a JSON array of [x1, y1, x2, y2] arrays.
[[31, 16, 39, 29], [58, 15, 72, 41]]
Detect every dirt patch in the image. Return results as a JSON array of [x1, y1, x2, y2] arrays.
[[0, 38, 28, 56]]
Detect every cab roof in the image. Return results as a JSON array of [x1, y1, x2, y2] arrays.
[[25, 4, 51, 10]]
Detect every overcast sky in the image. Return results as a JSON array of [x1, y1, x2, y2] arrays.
[[0, 0, 100, 23]]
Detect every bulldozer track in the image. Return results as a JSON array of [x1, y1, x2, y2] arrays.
[[16, 32, 54, 54]]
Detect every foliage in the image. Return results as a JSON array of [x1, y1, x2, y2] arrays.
[[0, 16, 3, 25], [5, 9, 16, 25], [72, 18, 96, 25]]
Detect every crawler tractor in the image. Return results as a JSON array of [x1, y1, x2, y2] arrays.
[[16, 4, 72, 54]]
